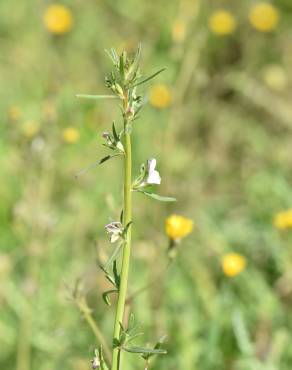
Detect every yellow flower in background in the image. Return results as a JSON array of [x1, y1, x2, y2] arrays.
[[44, 4, 73, 34], [249, 3, 279, 32], [209, 10, 236, 35], [8, 105, 21, 121], [149, 84, 172, 109], [172, 19, 187, 43], [165, 214, 193, 241], [222, 253, 246, 277], [22, 121, 40, 138], [62, 127, 80, 144], [0, 254, 12, 279], [274, 210, 292, 230], [262, 64, 286, 91]]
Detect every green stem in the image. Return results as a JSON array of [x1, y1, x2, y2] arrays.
[[111, 100, 132, 370], [77, 298, 112, 365]]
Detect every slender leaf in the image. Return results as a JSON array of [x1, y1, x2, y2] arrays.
[[132, 68, 166, 88], [127, 43, 141, 80], [102, 289, 118, 306], [105, 49, 118, 65], [119, 53, 125, 79], [138, 190, 176, 202], [98, 346, 109, 370], [113, 260, 120, 288], [76, 94, 119, 100], [75, 154, 121, 177], [104, 274, 116, 287], [112, 121, 119, 142], [104, 242, 123, 271], [142, 335, 167, 360], [123, 346, 167, 355]]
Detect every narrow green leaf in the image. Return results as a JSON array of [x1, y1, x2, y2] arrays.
[[112, 121, 119, 142], [123, 346, 167, 355], [132, 68, 166, 88], [76, 94, 119, 100], [113, 260, 120, 288], [75, 154, 122, 178], [111, 48, 119, 65], [102, 289, 118, 306], [104, 274, 116, 287], [119, 53, 125, 79], [104, 242, 123, 271], [142, 335, 167, 360], [120, 210, 124, 223], [98, 346, 109, 370], [138, 190, 176, 202], [127, 43, 141, 80], [105, 49, 118, 65]]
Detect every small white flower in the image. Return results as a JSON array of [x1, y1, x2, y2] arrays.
[[102, 132, 111, 140], [104, 221, 123, 243], [146, 158, 161, 185], [91, 349, 100, 369]]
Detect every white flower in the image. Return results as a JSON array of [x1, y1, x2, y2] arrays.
[[102, 132, 111, 140], [104, 221, 123, 243], [146, 158, 161, 185], [91, 349, 100, 369]]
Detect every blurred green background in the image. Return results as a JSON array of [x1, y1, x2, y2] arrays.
[[1, 1, 292, 369]]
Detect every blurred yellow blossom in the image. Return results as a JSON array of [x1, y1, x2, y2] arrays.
[[274, 209, 292, 230], [172, 19, 187, 43], [44, 4, 73, 34], [249, 3, 279, 32], [149, 84, 172, 109], [262, 64, 286, 91], [0, 254, 12, 280], [8, 105, 21, 121], [165, 214, 193, 241], [22, 121, 40, 138], [209, 10, 236, 35], [222, 253, 246, 277], [62, 127, 80, 143]]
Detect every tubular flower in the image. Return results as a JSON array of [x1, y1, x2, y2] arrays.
[[62, 127, 80, 144], [208, 10, 236, 35], [274, 209, 292, 230], [43, 4, 73, 34], [222, 253, 246, 277], [104, 222, 123, 243], [149, 84, 172, 109], [249, 3, 279, 32], [145, 159, 161, 185], [165, 214, 193, 241]]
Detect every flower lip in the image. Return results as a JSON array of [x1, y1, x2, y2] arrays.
[[102, 132, 111, 139], [104, 221, 123, 243], [146, 158, 161, 185]]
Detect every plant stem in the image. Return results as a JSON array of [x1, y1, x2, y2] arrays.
[[111, 93, 132, 370], [77, 297, 112, 365]]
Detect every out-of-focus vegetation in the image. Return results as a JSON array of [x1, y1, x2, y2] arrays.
[[1, 1, 292, 369]]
